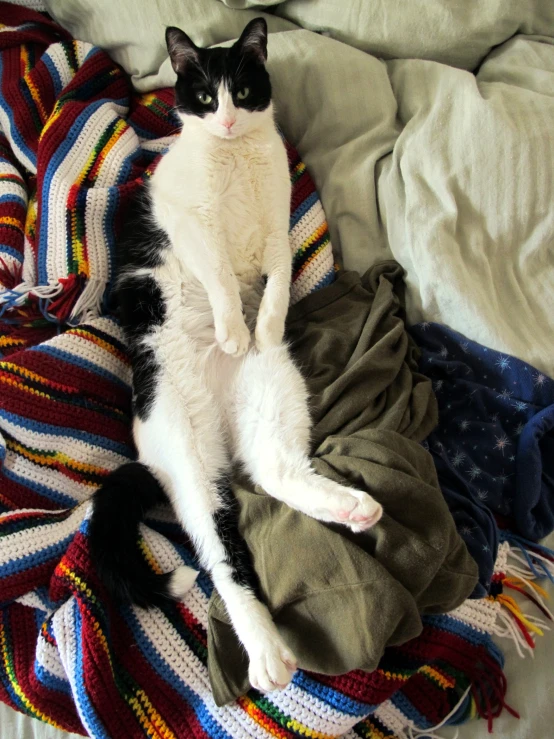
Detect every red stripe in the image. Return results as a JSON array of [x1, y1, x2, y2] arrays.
[[2, 604, 85, 733]]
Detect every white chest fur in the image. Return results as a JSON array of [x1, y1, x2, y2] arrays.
[[150, 117, 291, 286]]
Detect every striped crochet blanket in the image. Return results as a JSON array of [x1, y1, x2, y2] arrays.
[[1, 5, 554, 739]]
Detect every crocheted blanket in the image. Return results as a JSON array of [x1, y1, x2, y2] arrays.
[[1, 5, 553, 739]]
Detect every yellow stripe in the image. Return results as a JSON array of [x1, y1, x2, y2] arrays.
[[0, 374, 54, 400], [0, 216, 24, 228], [6, 438, 107, 479], [70, 328, 128, 362], [0, 620, 66, 729], [419, 665, 455, 689], [21, 46, 31, 76], [25, 74, 48, 124], [138, 539, 163, 575], [76, 118, 128, 187], [297, 222, 328, 254], [239, 694, 335, 739], [41, 100, 64, 140], [0, 337, 25, 348], [0, 359, 71, 388]]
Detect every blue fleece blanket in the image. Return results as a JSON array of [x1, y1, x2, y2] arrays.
[[410, 323, 554, 597]]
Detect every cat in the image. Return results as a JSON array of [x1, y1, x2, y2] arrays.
[[89, 17, 383, 695]]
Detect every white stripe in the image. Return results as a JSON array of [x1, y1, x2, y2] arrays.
[[0, 505, 86, 568]]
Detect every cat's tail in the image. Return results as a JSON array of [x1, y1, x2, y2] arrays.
[[88, 462, 198, 609]]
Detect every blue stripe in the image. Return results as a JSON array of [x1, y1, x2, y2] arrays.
[[0, 194, 26, 207], [0, 533, 74, 577], [391, 691, 430, 729], [0, 55, 37, 170], [0, 245, 23, 262], [35, 663, 72, 696], [290, 191, 318, 229], [309, 268, 335, 293], [72, 601, 109, 738], [38, 99, 124, 283], [0, 408, 132, 456], [1, 467, 78, 508], [42, 53, 63, 98], [124, 608, 234, 739], [292, 671, 373, 717], [30, 344, 130, 389]]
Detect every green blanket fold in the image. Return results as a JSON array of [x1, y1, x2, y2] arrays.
[[207, 263, 478, 706]]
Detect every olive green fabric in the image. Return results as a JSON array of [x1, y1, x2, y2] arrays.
[[207, 263, 478, 706]]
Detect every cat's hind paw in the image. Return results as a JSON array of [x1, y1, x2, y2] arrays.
[[248, 641, 297, 693]]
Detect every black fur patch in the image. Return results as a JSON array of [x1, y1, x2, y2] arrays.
[[167, 19, 271, 119], [115, 186, 168, 420], [117, 186, 169, 272], [89, 462, 173, 609], [214, 478, 259, 594]]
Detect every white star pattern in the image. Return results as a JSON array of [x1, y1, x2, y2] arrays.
[[452, 451, 466, 467], [494, 434, 511, 455], [495, 356, 511, 373], [497, 388, 513, 401], [497, 472, 510, 485], [459, 420, 470, 433], [512, 400, 528, 412], [434, 379, 444, 391], [461, 342, 470, 354], [475, 489, 488, 501], [515, 422, 525, 436], [439, 346, 448, 358], [482, 544, 490, 552], [459, 525, 474, 537], [467, 464, 482, 481], [490, 413, 499, 423], [420, 322, 430, 330], [534, 373, 546, 387], [509, 455, 516, 462]]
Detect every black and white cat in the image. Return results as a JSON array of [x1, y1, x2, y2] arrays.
[[89, 18, 383, 694]]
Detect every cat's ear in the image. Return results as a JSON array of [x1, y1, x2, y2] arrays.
[[235, 18, 268, 63], [166, 26, 199, 75]]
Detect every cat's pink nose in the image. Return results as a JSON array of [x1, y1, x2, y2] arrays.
[[222, 119, 236, 130]]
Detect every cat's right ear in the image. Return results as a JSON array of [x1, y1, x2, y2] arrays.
[[166, 27, 199, 75]]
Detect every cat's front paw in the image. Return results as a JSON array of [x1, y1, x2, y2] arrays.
[[255, 312, 285, 352], [215, 314, 250, 356]]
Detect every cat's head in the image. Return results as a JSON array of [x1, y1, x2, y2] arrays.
[[166, 18, 272, 140]]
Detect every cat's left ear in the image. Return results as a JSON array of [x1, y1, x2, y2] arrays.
[[235, 18, 268, 63]]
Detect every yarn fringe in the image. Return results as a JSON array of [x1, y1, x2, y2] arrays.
[[490, 535, 554, 659], [372, 536, 554, 739]]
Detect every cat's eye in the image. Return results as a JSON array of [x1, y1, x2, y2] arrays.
[[237, 87, 250, 100], [196, 91, 213, 105]]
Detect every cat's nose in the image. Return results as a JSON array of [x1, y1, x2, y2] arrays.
[[222, 119, 236, 130]]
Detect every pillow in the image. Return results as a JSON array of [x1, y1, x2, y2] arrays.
[[44, 0, 299, 91], [274, 0, 554, 71]]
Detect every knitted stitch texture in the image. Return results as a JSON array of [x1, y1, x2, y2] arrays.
[[1, 5, 553, 739]]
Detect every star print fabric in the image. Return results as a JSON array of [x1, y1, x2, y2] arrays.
[[411, 323, 554, 597]]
